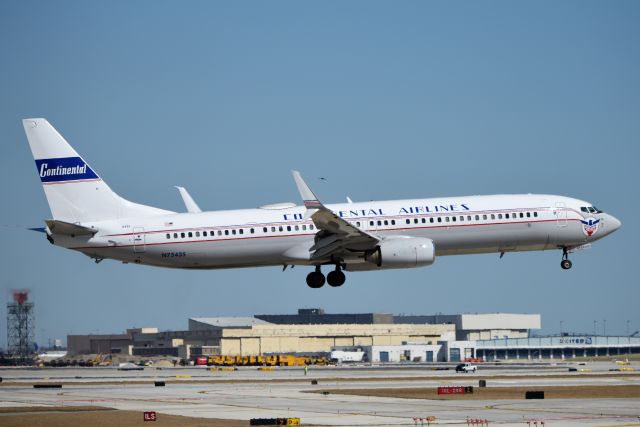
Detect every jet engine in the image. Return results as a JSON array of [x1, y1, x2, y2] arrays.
[[365, 237, 435, 269]]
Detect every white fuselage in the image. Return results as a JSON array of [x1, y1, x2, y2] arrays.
[[54, 194, 619, 270]]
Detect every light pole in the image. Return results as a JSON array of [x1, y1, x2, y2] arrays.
[[627, 320, 630, 336]]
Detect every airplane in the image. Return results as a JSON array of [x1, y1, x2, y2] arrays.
[[23, 118, 621, 288]]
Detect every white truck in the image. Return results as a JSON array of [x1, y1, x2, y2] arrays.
[[330, 350, 365, 363], [455, 362, 477, 373]]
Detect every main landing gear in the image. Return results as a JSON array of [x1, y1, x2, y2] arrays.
[[306, 265, 346, 288], [560, 247, 573, 270]]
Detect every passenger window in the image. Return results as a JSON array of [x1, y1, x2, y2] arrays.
[[181, 232, 185, 238], [459, 216, 464, 222], [174, 233, 178, 238], [391, 220, 396, 225], [203, 231, 208, 237], [429, 218, 434, 223], [218, 230, 222, 236], [497, 214, 502, 219], [232, 229, 236, 235], [413, 218, 417, 224], [526, 212, 531, 218], [356, 222, 361, 227], [278, 226, 283, 232], [263, 227, 268, 233], [490, 214, 495, 220], [286, 226, 291, 231], [295, 225, 299, 231], [271, 227, 276, 232], [475, 215, 480, 220], [384, 220, 389, 226], [302, 225, 307, 230], [406, 219, 411, 225], [239, 229, 244, 234], [377, 220, 382, 226], [196, 231, 200, 237], [445, 217, 450, 222], [505, 213, 510, 219], [224, 230, 229, 235], [437, 217, 442, 223], [188, 232, 193, 238], [422, 218, 426, 223], [483, 215, 487, 220], [452, 216, 456, 222], [166, 233, 170, 239], [370, 221, 374, 226], [250, 228, 254, 234], [310, 225, 314, 230], [519, 212, 524, 218], [467, 215, 471, 221], [534, 212, 538, 218]]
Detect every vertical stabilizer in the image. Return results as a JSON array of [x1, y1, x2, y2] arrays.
[[23, 118, 173, 223]]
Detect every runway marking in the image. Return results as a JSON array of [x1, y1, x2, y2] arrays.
[[478, 401, 640, 421]]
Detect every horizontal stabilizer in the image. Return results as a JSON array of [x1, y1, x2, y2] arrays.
[[45, 219, 97, 236]]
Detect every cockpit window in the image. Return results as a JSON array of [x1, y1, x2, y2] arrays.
[[581, 206, 603, 214]]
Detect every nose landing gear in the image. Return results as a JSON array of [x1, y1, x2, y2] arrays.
[[560, 247, 573, 270]]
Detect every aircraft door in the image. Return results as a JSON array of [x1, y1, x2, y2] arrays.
[[133, 227, 146, 253], [555, 202, 568, 227]]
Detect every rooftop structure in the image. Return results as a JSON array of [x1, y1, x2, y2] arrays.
[[189, 317, 272, 330], [255, 308, 393, 325]]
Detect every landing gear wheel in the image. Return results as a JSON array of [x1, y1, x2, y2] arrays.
[[327, 270, 346, 287], [306, 267, 325, 288], [560, 247, 572, 270]]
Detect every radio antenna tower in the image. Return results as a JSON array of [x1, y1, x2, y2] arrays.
[[7, 290, 35, 363]]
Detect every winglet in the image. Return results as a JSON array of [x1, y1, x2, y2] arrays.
[[174, 186, 202, 213], [292, 170, 323, 209]]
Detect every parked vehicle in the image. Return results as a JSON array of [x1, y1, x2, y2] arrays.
[[455, 362, 477, 373]]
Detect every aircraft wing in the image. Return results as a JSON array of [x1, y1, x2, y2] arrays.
[[292, 171, 379, 260]]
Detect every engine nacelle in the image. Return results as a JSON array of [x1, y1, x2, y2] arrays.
[[365, 237, 435, 269]]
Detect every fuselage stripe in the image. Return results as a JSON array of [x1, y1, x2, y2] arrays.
[[72, 218, 578, 251]]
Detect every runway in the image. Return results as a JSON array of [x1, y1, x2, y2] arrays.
[[1, 362, 639, 426]]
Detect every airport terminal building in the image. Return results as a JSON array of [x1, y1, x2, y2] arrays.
[[476, 335, 640, 360]]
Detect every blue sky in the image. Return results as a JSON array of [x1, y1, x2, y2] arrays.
[[1, 1, 638, 348]]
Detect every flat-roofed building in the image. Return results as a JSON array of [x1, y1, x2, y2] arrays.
[[395, 313, 541, 340], [476, 335, 640, 360], [219, 323, 455, 356]]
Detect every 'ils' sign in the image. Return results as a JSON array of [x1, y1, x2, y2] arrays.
[[143, 411, 157, 422]]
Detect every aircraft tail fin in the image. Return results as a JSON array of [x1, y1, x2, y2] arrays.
[[23, 118, 173, 223]]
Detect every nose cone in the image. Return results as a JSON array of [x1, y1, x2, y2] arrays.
[[606, 214, 622, 234]]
